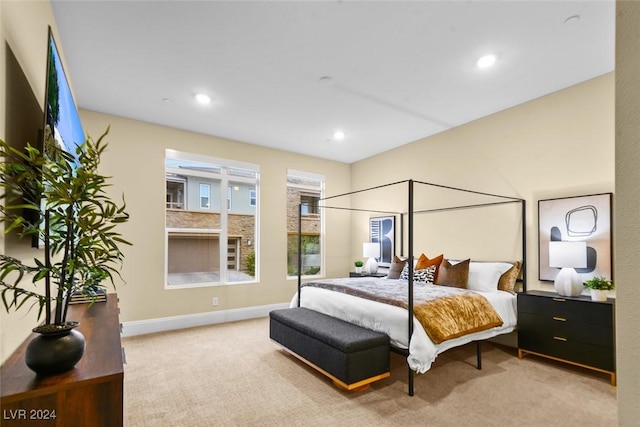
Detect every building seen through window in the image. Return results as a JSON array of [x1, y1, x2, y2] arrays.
[[287, 170, 324, 277], [165, 151, 259, 287]]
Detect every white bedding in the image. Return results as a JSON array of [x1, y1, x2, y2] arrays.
[[290, 284, 517, 374]]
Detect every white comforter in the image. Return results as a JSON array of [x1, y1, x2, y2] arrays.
[[290, 285, 517, 374]]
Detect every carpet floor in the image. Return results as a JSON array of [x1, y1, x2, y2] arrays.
[[122, 317, 617, 426]]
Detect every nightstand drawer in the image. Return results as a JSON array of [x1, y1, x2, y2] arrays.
[[518, 312, 614, 348], [519, 330, 615, 371], [518, 294, 613, 326]]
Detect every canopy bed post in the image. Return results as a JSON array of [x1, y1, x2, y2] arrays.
[[297, 203, 302, 307], [521, 199, 527, 292], [399, 214, 405, 258], [407, 179, 415, 396]]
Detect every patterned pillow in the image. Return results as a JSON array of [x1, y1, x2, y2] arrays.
[[415, 253, 444, 280], [400, 264, 436, 284]]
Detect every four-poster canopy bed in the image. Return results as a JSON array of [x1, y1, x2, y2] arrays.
[[290, 179, 526, 396]]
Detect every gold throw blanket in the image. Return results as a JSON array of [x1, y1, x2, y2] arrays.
[[411, 293, 503, 344], [302, 278, 503, 344]]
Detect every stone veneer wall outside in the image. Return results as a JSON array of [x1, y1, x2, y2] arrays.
[[166, 209, 255, 273]]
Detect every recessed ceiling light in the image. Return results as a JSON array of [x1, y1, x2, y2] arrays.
[[476, 54, 497, 69], [195, 93, 212, 105], [333, 130, 345, 141], [564, 15, 580, 25], [318, 76, 334, 85]]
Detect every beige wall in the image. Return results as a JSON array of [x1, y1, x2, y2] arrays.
[[2, 1, 638, 423], [0, 0, 59, 363], [79, 110, 351, 324], [351, 73, 615, 293], [615, 1, 640, 424], [0, 0, 352, 360]]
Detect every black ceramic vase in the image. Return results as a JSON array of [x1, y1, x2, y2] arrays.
[[25, 321, 86, 375]]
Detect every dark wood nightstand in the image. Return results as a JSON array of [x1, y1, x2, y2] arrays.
[[349, 272, 386, 278], [517, 290, 615, 385]]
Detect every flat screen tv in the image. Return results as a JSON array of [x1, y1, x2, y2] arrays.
[[43, 26, 85, 164], [32, 27, 85, 247]]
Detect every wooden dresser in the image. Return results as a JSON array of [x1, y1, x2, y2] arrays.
[[517, 290, 615, 385], [1, 294, 124, 426]]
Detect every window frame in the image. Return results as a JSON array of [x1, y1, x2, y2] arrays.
[[286, 169, 325, 279], [199, 183, 211, 209], [165, 149, 259, 289], [166, 176, 187, 210]]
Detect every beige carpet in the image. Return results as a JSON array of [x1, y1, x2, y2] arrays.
[[122, 317, 617, 426]]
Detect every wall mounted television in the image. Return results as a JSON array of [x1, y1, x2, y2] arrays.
[[32, 27, 85, 247], [43, 26, 85, 163]]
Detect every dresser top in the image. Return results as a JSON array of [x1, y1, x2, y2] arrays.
[[1, 294, 123, 400], [519, 289, 615, 305]]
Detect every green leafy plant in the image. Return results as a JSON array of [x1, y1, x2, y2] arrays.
[[246, 250, 255, 277], [354, 260, 363, 268], [287, 234, 320, 276], [583, 276, 614, 291], [0, 127, 130, 330]]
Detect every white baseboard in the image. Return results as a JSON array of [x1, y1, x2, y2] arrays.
[[121, 302, 290, 337]]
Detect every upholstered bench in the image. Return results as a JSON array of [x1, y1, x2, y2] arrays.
[[269, 307, 390, 391]]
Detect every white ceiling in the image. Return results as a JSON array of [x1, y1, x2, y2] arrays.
[[51, 1, 615, 164]]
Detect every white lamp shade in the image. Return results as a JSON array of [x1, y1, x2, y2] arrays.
[[548, 241, 587, 268], [363, 242, 380, 259]]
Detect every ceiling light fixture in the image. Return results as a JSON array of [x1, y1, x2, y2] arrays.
[[476, 54, 497, 69], [195, 93, 212, 105], [318, 76, 334, 86], [564, 15, 580, 25], [333, 130, 345, 141]]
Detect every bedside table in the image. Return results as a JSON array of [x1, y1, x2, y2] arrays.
[[349, 272, 386, 278], [517, 290, 615, 385]]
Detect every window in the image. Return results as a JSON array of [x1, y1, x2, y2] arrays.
[[165, 150, 259, 288], [250, 189, 256, 206], [200, 183, 211, 209], [287, 170, 324, 277], [166, 177, 186, 209], [300, 193, 319, 215]]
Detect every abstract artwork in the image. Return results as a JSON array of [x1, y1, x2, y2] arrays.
[[538, 193, 612, 282], [369, 216, 395, 267]]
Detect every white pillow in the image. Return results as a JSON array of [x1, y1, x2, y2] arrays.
[[467, 262, 513, 293]]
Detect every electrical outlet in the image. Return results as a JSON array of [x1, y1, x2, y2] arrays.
[[212, 297, 219, 306]]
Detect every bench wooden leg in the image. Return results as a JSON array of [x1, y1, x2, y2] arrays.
[[278, 346, 390, 391], [333, 380, 370, 392]]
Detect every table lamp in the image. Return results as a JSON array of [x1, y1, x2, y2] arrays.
[[363, 242, 380, 274], [549, 241, 587, 296]]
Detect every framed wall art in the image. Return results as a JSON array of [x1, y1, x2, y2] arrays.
[[369, 216, 395, 267], [538, 193, 612, 282]]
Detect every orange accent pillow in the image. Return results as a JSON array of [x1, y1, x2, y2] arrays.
[[415, 253, 444, 280]]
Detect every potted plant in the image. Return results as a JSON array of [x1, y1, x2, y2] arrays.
[[583, 276, 614, 302], [354, 260, 363, 274], [0, 127, 130, 375]]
